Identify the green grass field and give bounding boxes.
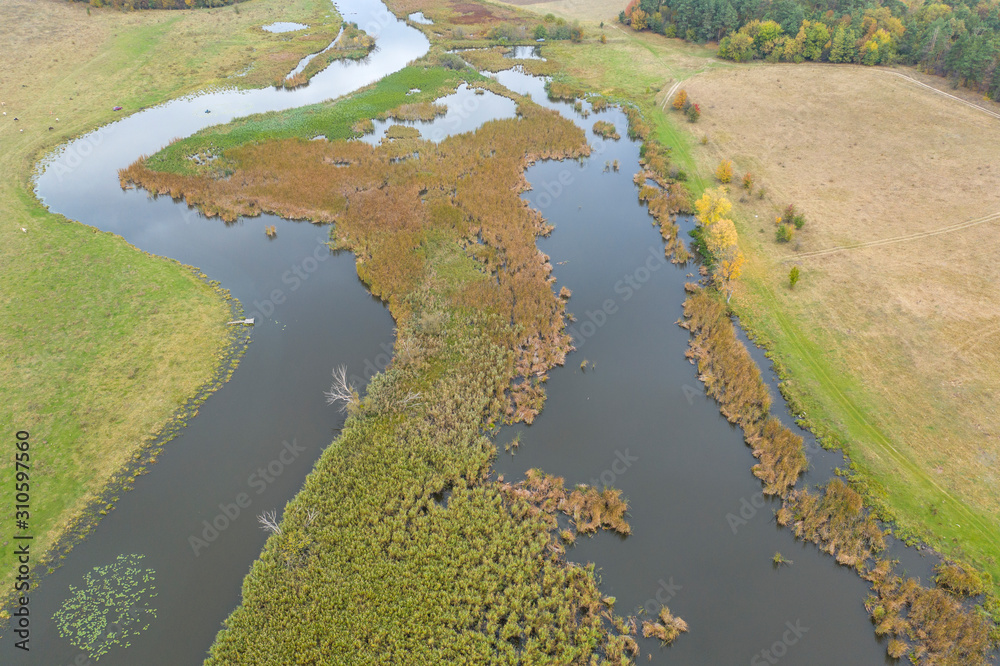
[0,0,349,606]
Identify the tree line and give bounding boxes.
[620,0,1000,100]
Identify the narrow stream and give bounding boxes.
[5,1,949,663]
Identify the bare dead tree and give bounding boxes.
[304,509,319,527]
[324,365,359,413]
[257,510,282,535]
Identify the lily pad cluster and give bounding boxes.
[53,553,157,660]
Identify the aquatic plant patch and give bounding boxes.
[52,554,157,660]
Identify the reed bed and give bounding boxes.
[592,120,620,140]
[546,79,585,102]
[129,67,641,662]
[380,101,448,122]
[679,287,810,496]
[501,469,632,537]
[777,478,886,568]
[457,46,558,77]
[934,561,988,597]
[863,557,995,664]
[641,606,689,646]
[681,284,993,660]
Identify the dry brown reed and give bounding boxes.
[777,478,886,568]
[121,90,590,425]
[679,286,806,496]
[641,606,688,646]
[592,120,620,140]
[501,469,632,537]
[862,556,994,664]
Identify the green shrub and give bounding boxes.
[776,223,795,243]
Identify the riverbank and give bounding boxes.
[502,4,1000,657]
[0,0,353,610]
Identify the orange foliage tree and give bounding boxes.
[672,89,688,110]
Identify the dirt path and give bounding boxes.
[788,210,1000,261]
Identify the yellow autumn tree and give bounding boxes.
[716,245,745,302]
[630,9,648,31]
[695,188,743,301]
[694,187,732,226]
[705,218,738,256]
[672,89,688,110]
[715,160,734,183]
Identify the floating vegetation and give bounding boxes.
[641,605,688,646]
[264,224,276,237]
[52,554,157,660]
[592,120,620,140]
[863,557,995,664]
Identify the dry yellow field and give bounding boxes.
[682,63,1000,571]
[496,0,627,22]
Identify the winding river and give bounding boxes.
[7,0,942,663]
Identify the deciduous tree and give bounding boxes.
[715,159,734,183]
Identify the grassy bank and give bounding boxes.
[0,0,354,607]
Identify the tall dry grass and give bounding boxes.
[863,556,995,664]
[680,286,806,496]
